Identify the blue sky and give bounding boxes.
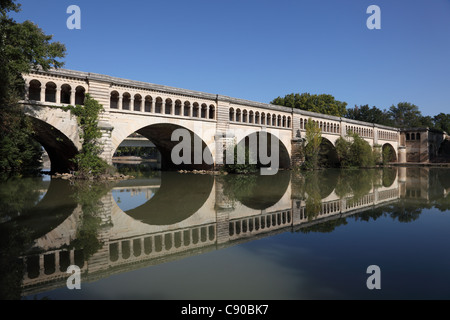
[12,0,450,117]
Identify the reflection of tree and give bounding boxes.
[353,207,386,222]
[218,172,291,210]
[0,174,45,221]
[390,200,423,223]
[0,174,48,299]
[434,195,450,212]
[299,218,348,233]
[290,171,306,200]
[291,169,339,201]
[218,174,258,208]
[437,169,450,190]
[335,169,376,205]
[303,171,323,221]
[382,167,397,187]
[69,180,115,260]
[115,163,158,178]
[0,222,33,300]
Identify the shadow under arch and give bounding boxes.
[124,123,214,171]
[235,132,291,170]
[28,117,79,173]
[1,178,77,240]
[383,143,398,163]
[124,172,214,225]
[318,138,339,167]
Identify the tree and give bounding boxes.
[419,115,434,128]
[433,113,450,133]
[349,133,375,167]
[335,136,352,167]
[345,105,393,127]
[335,133,376,168]
[0,0,66,172]
[271,93,347,117]
[388,102,423,128]
[304,119,322,170]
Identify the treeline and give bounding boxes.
[271,93,450,133]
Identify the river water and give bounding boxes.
[1,165,450,300]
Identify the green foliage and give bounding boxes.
[0,222,31,300]
[382,145,393,165]
[433,113,450,133]
[345,105,393,127]
[0,1,65,107]
[303,119,322,170]
[115,163,158,178]
[304,171,323,220]
[222,143,258,174]
[0,175,43,219]
[335,169,377,205]
[335,136,352,167]
[115,146,158,158]
[218,174,258,208]
[388,102,423,128]
[0,0,65,172]
[0,109,43,172]
[271,93,347,117]
[318,101,450,134]
[349,133,376,167]
[63,94,112,178]
[336,133,376,168]
[382,167,397,187]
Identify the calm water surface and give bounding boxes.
[1,166,450,300]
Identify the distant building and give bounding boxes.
[399,128,450,163]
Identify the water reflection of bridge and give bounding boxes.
[17,167,448,297]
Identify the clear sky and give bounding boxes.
[11,0,450,117]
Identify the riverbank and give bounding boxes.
[52,172,135,181]
[391,162,450,168]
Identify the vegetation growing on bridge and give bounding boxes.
[62,94,114,179]
[0,0,66,173]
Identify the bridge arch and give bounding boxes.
[112,122,215,171]
[304,137,340,167]
[28,117,79,173]
[235,131,291,170]
[382,143,397,163]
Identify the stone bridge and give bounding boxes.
[21,68,403,173]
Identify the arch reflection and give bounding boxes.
[123,172,214,226]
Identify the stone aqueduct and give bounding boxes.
[21,68,402,172]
